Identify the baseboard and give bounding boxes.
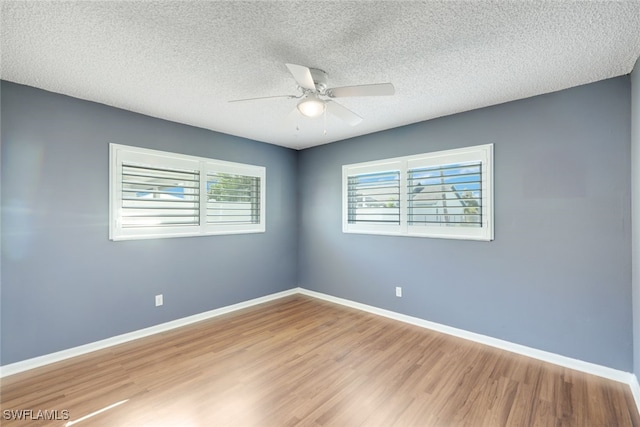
[630,374,640,415]
[297,288,634,385]
[1,285,637,402]
[0,288,298,378]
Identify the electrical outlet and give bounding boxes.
[155,294,163,306]
[395,287,402,297]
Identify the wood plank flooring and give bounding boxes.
[1,295,638,426]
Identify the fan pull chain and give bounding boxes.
[323,108,327,136]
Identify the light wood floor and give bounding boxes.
[1,295,638,426]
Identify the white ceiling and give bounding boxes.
[2,1,640,150]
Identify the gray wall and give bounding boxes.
[632,57,640,378]
[298,77,632,371]
[0,81,298,365]
[1,76,634,372]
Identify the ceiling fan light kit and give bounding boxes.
[229,63,395,127]
[297,94,325,117]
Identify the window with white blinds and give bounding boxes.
[343,144,493,241]
[347,170,400,225]
[207,173,261,227]
[407,162,482,227]
[110,144,265,240]
[121,164,201,228]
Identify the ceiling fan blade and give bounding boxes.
[325,100,362,126]
[285,63,316,91]
[228,94,298,103]
[327,83,395,98]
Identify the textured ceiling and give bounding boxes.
[2,1,640,150]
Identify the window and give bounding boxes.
[347,170,400,225]
[110,144,265,240]
[343,144,493,241]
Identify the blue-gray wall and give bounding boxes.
[1,76,634,372]
[298,77,632,371]
[0,81,298,365]
[632,57,640,378]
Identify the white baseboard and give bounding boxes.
[0,288,298,378]
[2,285,639,417]
[297,288,634,385]
[630,374,640,416]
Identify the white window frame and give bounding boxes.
[342,144,494,241]
[110,143,265,241]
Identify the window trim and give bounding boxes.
[109,143,265,241]
[342,144,494,241]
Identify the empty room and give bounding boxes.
[2,1,640,426]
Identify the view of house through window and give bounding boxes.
[347,170,400,225]
[407,161,482,227]
[343,144,493,241]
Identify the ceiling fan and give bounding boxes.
[229,63,395,126]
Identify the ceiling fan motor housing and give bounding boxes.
[308,68,328,94]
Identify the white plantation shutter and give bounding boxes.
[120,164,200,228]
[407,161,482,227]
[110,144,265,240]
[343,144,493,241]
[347,170,400,225]
[343,160,403,235]
[203,161,265,234]
[207,173,261,225]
